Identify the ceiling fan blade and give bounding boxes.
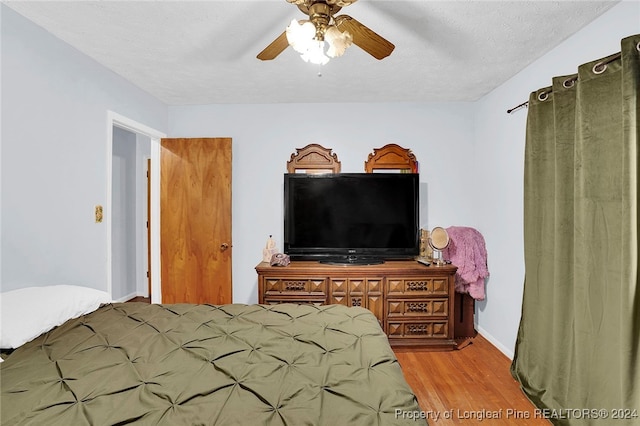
[257,31,289,61]
[335,15,394,60]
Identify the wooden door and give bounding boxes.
[160,138,232,304]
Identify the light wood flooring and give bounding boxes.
[393,335,550,425]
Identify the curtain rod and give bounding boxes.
[507,50,627,115]
[506,101,528,114]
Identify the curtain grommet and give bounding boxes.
[562,78,576,89]
[538,91,549,101]
[593,62,607,74]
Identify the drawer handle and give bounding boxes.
[285,282,306,291]
[407,281,428,291]
[407,302,428,312]
[407,324,429,334]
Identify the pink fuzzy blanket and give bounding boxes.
[442,226,489,300]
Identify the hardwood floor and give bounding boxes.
[393,335,550,425]
[126,296,150,303]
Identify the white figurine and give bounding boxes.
[262,235,279,263]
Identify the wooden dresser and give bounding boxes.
[256,260,457,349]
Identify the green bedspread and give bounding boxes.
[1,303,427,425]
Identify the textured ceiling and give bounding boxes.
[3,0,619,105]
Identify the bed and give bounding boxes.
[1,288,427,425]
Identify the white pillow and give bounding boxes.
[0,285,112,349]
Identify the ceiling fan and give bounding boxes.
[257,0,395,64]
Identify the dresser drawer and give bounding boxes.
[263,297,325,306]
[386,277,448,296]
[263,277,327,295]
[387,298,449,317]
[387,320,449,339]
[329,277,384,325]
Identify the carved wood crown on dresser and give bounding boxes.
[256,260,458,349]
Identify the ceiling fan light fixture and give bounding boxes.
[300,39,330,65]
[286,19,316,54]
[285,19,350,65]
[325,25,352,58]
[286,18,332,65]
[257,0,394,62]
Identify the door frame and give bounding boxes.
[106,111,165,303]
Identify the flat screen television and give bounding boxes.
[284,173,420,264]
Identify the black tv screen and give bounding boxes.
[284,173,420,264]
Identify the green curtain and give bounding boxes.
[512,34,640,425]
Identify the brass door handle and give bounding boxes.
[220,243,230,251]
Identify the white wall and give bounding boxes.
[168,102,478,305]
[1,5,167,292]
[472,0,639,357]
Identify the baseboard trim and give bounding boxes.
[476,324,515,360]
[114,292,139,303]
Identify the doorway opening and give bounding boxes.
[107,111,165,303]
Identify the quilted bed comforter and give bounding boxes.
[1,303,427,425]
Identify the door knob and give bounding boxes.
[220,243,230,251]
